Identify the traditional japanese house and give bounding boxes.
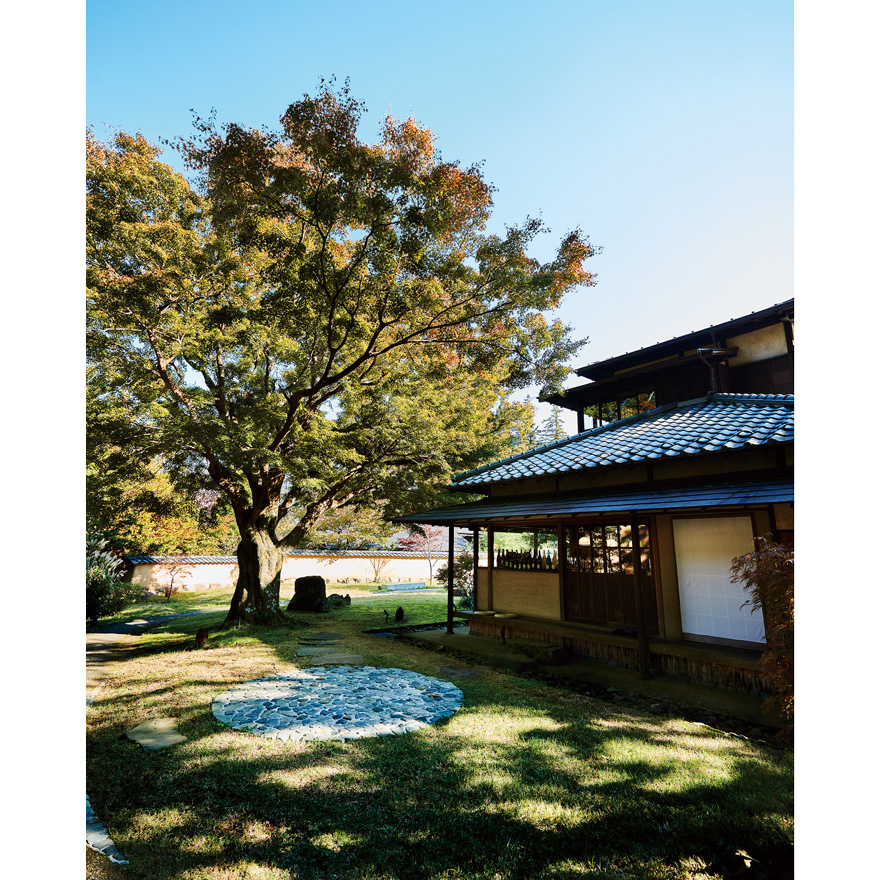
[396,299,793,694]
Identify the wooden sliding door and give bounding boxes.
[563,522,659,632]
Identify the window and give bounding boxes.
[672,516,765,644]
[563,521,658,631]
[482,527,559,571]
[584,390,656,428]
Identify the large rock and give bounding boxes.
[287,575,327,612]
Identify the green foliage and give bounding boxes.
[87,83,598,619]
[303,504,397,550]
[436,548,474,609]
[86,536,142,620]
[730,534,794,727]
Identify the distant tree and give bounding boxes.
[155,556,195,601]
[436,548,474,609]
[531,409,567,446]
[87,82,598,627]
[365,555,393,584]
[398,525,448,584]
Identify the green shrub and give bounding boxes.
[86,537,142,620]
[436,549,474,609]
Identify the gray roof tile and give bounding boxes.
[453,393,793,488]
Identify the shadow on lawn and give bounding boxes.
[87,610,793,878]
[88,668,793,880]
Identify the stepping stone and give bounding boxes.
[126,717,187,751]
[486,653,537,673]
[439,666,483,680]
[305,653,364,666]
[297,646,343,656]
[300,632,343,642]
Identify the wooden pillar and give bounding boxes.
[487,527,494,611]
[446,524,456,634]
[473,526,480,608]
[631,514,651,677]
[557,522,566,621]
[767,504,779,543]
[576,408,585,434]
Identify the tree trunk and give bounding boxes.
[223,530,288,626]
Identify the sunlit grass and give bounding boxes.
[88,591,793,879]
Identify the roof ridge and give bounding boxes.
[710,392,794,405]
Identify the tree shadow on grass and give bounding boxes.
[88,663,793,880]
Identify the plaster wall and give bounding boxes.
[773,503,794,530]
[280,554,437,584]
[726,324,788,366]
[653,508,770,642]
[489,570,561,619]
[476,568,489,610]
[128,562,238,593]
[654,515,683,639]
[127,553,439,593]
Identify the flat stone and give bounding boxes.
[297,646,343,656]
[306,653,364,666]
[439,666,483,680]
[126,717,187,750]
[300,632,343,641]
[486,653,538,673]
[212,667,464,741]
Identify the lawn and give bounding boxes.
[87,590,793,880]
[87,582,443,629]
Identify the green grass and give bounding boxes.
[87,592,793,879]
[89,583,445,629]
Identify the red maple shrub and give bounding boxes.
[730,534,794,732]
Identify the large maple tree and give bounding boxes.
[87,83,598,625]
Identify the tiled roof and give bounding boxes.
[395,478,794,524]
[125,555,238,565]
[453,393,793,488]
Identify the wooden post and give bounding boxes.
[631,514,651,677]
[446,524,456,634]
[576,408,585,434]
[487,527,494,611]
[473,526,480,609]
[557,522,566,621]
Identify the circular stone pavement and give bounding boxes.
[212,666,464,742]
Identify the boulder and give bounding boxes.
[287,575,327,612]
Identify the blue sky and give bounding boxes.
[86,0,793,429]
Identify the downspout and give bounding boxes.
[697,343,737,394]
[697,345,720,393]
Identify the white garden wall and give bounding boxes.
[124,551,442,593]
